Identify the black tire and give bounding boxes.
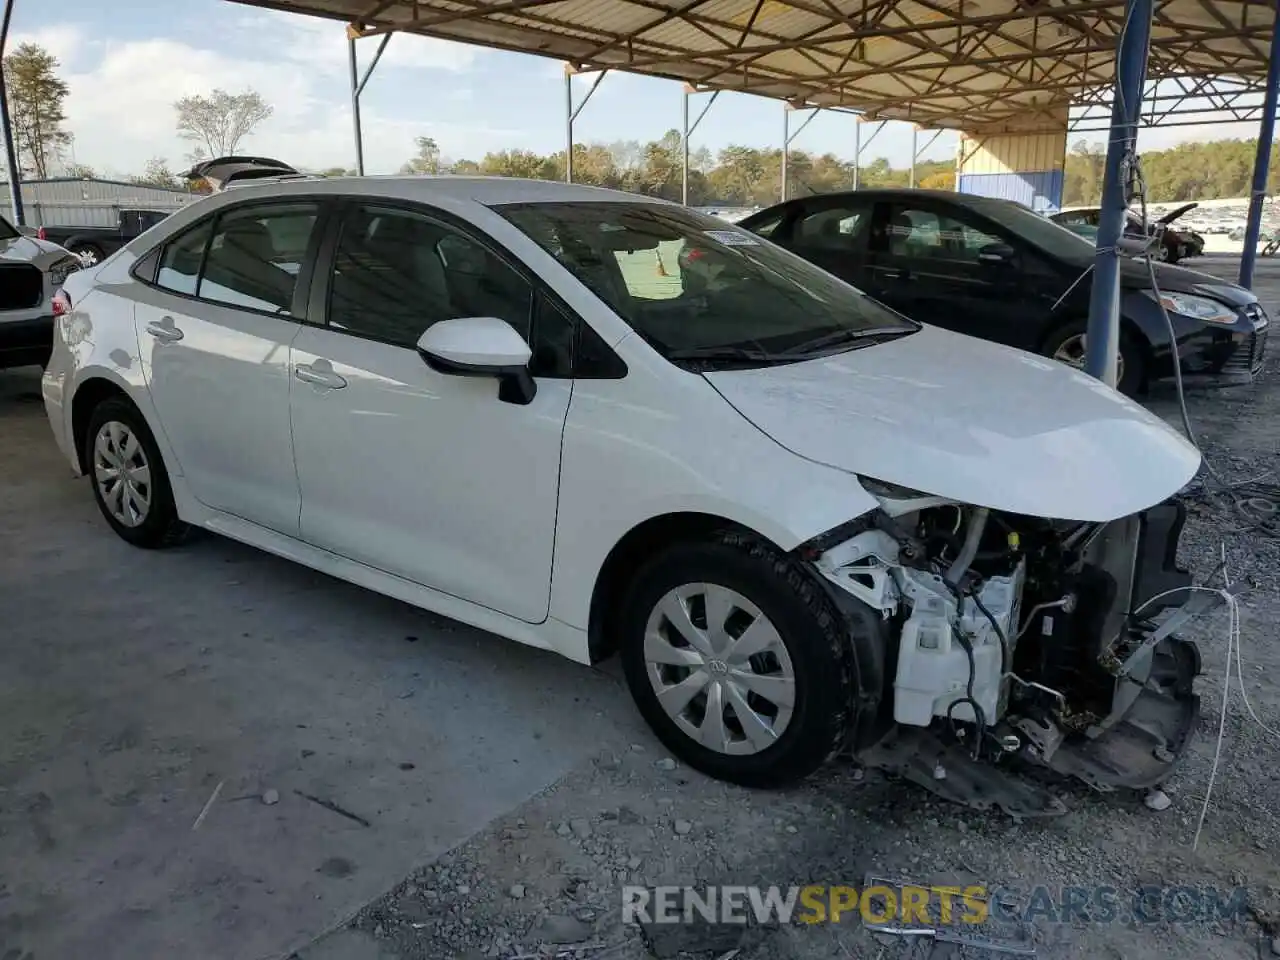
[619,530,856,788]
[84,397,188,548]
[1042,320,1145,397]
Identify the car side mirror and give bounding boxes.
[977,242,1016,266]
[417,317,537,406]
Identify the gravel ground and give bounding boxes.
[301,260,1280,960]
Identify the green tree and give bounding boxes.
[64,162,96,180]
[174,89,273,158]
[401,136,442,175]
[3,43,72,179]
[130,156,181,190]
[919,169,955,191]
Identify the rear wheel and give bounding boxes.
[84,397,188,548]
[619,531,856,787]
[1044,320,1145,396]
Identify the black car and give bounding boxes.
[37,208,172,266]
[734,190,1266,395]
[1051,203,1201,263]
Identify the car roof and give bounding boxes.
[747,188,1031,215]
[205,174,673,208]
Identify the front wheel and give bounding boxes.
[1044,321,1145,396]
[619,532,856,787]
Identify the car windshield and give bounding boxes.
[0,214,17,241]
[969,198,1097,266]
[496,201,917,367]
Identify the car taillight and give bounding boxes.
[51,289,72,317]
[37,226,46,240]
[684,247,705,262]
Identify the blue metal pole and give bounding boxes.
[1238,0,1280,290]
[1084,0,1154,385]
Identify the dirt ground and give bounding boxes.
[306,256,1280,960]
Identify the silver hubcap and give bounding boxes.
[643,583,796,756]
[93,421,151,527]
[1052,333,1124,384]
[77,249,99,266]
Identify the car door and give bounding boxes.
[863,199,1042,348]
[133,199,323,533]
[777,197,873,287]
[288,201,572,624]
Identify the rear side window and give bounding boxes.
[199,202,319,314]
[156,221,213,295]
[745,212,784,238]
[794,205,867,250]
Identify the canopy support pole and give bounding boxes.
[1239,0,1280,289]
[1084,0,1153,386]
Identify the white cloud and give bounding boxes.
[236,10,479,72]
[8,24,89,68]
[11,16,513,177]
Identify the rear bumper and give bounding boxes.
[0,315,54,369]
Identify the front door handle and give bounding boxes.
[294,362,348,390]
[882,268,907,281]
[145,318,184,343]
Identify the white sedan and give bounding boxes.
[43,172,1205,807]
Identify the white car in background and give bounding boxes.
[0,213,80,369]
[42,168,1206,812]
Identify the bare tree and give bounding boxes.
[174,89,273,158]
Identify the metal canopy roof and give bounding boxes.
[230,0,1277,133]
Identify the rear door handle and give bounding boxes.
[294,362,348,390]
[145,318,184,343]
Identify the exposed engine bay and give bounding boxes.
[812,487,1212,816]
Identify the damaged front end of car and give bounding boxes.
[805,483,1212,816]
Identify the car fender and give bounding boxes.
[548,347,880,632]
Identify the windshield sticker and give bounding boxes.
[705,229,759,246]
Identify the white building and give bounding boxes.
[0,178,195,229]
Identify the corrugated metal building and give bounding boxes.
[956,126,1067,213]
[0,178,194,228]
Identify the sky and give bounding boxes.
[9,0,1270,180]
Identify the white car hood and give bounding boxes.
[704,325,1201,522]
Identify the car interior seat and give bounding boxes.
[203,218,294,311]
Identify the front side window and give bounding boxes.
[497,201,915,368]
[327,204,533,348]
[156,220,214,296]
[198,202,319,314]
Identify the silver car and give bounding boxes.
[0,214,81,369]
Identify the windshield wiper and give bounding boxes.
[780,326,917,357]
[666,345,775,360]
[664,345,778,367]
